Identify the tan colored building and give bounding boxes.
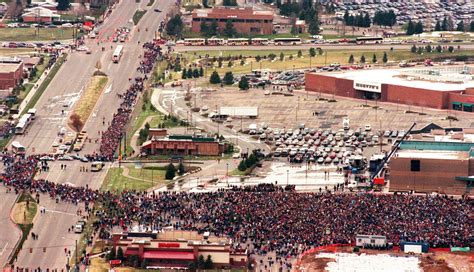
[389,140,474,195]
[191,7,274,35]
[111,230,247,269]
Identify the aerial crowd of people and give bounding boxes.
[1,155,471,261]
[94,41,162,161]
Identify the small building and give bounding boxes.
[191,7,274,35]
[111,230,247,269]
[0,61,24,90]
[141,134,227,156]
[22,7,60,23]
[355,234,387,248]
[149,128,168,138]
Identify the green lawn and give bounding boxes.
[19,55,51,100]
[0,28,75,41]
[133,9,147,25]
[101,167,155,192]
[180,49,474,76]
[127,166,166,183]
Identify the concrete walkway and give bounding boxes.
[129,115,155,157]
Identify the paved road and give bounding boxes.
[174,43,474,52]
[9,0,175,269]
[0,188,21,267]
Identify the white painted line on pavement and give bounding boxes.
[105,84,113,94]
[0,242,8,256]
[45,209,78,217]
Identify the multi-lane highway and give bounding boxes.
[4,0,174,269]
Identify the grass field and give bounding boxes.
[22,54,67,114]
[0,28,75,41]
[72,75,108,123]
[133,9,146,25]
[127,165,166,183]
[101,167,155,192]
[180,49,474,76]
[0,48,35,56]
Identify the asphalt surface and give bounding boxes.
[6,0,175,269]
[174,43,474,52]
[0,188,21,267]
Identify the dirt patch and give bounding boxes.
[11,201,37,225]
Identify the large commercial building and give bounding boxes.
[141,134,228,156]
[111,230,247,268]
[191,7,274,35]
[389,134,474,195]
[305,67,474,112]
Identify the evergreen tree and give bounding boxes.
[202,0,209,8]
[238,76,249,90]
[382,52,388,63]
[165,163,176,180]
[414,21,424,34]
[209,71,221,84]
[199,66,204,77]
[166,15,184,38]
[372,54,377,63]
[411,44,417,53]
[448,46,454,53]
[108,247,116,260]
[279,52,284,61]
[181,70,187,79]
[223,20,237,37]
[417,47,423,54]
[192,68,200,78]
[308,19,320,35]
[363,13,371,27]
[223,71,234,85]
[297,50,302,58]
[456,21,464,32]
[435,21,441,31]
[209,20,218,36]
[442,16,448,31]
[425,45,432,53]
[309,48,316,57]
[406,20,415,35]
[470,21,474,32]
[238,160,247,171]
[436,45,442,53]
[186,68,193,78]
[178,162,185,175]
[197,255,206,269]
[360,55,366,63]
[348,54,354,64]
[255,55,261,62]
[117,247,124,261]
[200,22,209,36]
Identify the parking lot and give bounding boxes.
[196,87,474,142]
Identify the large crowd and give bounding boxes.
[94,41,162,161]
[1,155,472,260]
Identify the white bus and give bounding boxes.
[11,141,25,154]
[207,38,224,46]
[183,38,205,46]
[251,38,269,46]
[15,113,32,135]
[356,36,384,44]
[27,108,37,119]
[226,38,250,46]
[274,38,302,45]
[112,45,124,63]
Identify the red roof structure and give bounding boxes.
[143,251,195,260]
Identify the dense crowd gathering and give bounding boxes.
[0,121,14,138]
[2,154,471,260]
[96,41,162,161]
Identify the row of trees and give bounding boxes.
[165,162,186,180]
[278,0,321,35]
[209,71,249,90]
[343,12,371,28]
[181,67,204,79]
[200,20,238,38]
[348,52,388,64]
[406,20,424,35]
[343,10,396,28]
[410,44,455,54]
[237,153,259,172]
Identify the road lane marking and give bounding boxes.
[0,242,8,256]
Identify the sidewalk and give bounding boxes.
[17,59,54,114]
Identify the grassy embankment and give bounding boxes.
[9,193,37,264]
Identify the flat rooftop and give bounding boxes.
[0,62,21,73]
[396,150,469,160]
[321,67,474,92]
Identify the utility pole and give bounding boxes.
[75,239,78,271]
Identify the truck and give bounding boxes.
[248,123,257,135]
[73,131,87,151]
[343,117,350,130]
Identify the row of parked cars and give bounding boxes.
[1,41,69,49]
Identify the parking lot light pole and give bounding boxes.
[226,163,229,187]
[287,170,289,185]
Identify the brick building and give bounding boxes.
[21,7,60,23]
[141,134,227,156]
[389,140,474,195]
[305,67,474,112]
[191,7,274,35]
[0,61,24,90]
[111,230,247,268]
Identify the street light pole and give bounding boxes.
[287,170,289,185]
[226,163,229,187]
